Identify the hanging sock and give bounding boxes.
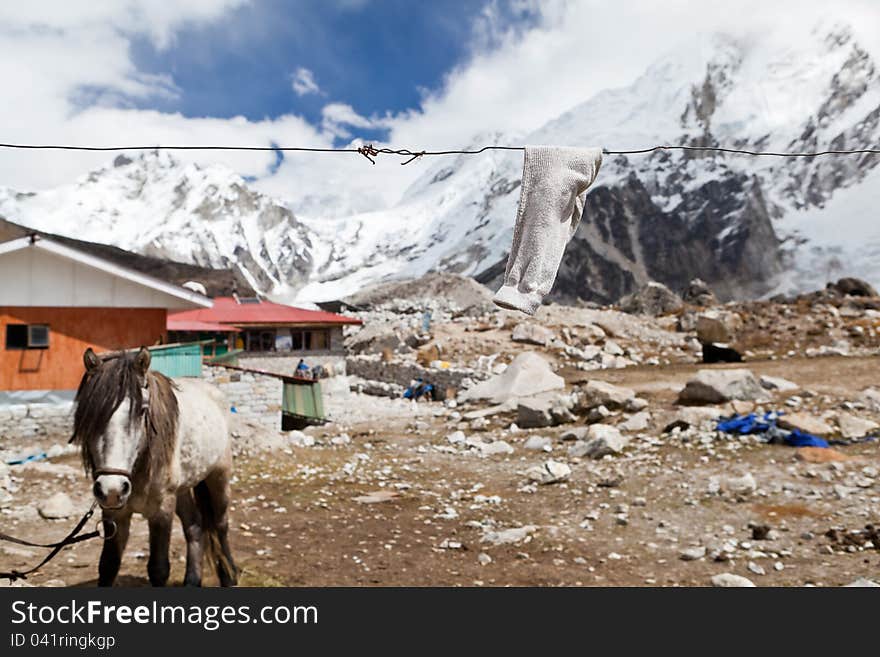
[493,145,603,315]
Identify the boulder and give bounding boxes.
[710,573,756,587]
[511,323,555,346]
[760,375,798,392]
[38,492,76,520]
[525,460,571,484]
[575,380,636,411]
[460,352,564,405]
[516,392,575,428]
[523,435,552,451]
[344,322,414,355]
[777,412,834,437]
[571,424,630,459]
[829,277,878,297]
[834,412,879,439]
[682,279,718,306]
[619,411,651,432]
[479,440,514,456]
[695,310,742,344]
[677,369,765,404]
[619,281,684,316]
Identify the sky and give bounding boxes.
[0,0,877,215]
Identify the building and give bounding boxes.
[0,234,211,399]
[168,295,361,374]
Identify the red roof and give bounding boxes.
[168,296,362,329]
[167,319,241,333]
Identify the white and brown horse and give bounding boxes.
[71,347,237,587]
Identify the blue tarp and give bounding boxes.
[715,411,828,448]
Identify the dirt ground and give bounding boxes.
[2,355,878,587]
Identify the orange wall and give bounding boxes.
[0,307,167,391]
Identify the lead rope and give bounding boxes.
[0,500,109,581]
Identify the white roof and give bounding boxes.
[0,235,212,310]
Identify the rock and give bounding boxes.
[288,431,316,447]
[477,553,493,566]
[525,460,571,484]
[587,405,612,423]
[795,447,850,463]
[330,433,352,445]
[682,278,718,306]
[777,412,834,437]
[858,387,880,411]
[516,392,575,428]
[38,492,76,520]
[523,436,552,451]
[680,546,706,561]
[479,440,514,456]
[723,472,757,496]
[760,375,799,392]
[603,340,624,356]
[619,411,650,432]
[447,430,467,445]
[511,323,555,346]
[481,525,538,546]
[344,322,414,355]
[747,562,766,576]
[677,369,765,404]
[844,577,880,587]
[702,342,743,363]
[559,426,589,441]
[353,490,400,504]
[829,277,878,297]
[625,397,648,412]
[696,310,742,344]
[711,573,756,587]
[834,412,879,439]
[619,281,684,316]
[576,380,636,411]
[580,424,630,459]
[460,352,564,404]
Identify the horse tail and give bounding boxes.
[193,479,237,586]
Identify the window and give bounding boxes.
[5,324,49,350]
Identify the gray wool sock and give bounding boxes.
[493,145,603,315]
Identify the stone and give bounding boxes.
[760,375,799,392]
[330,433,352,445]
[580,424,630,459]
[288,431,316,447]
[844,577,880,587]
[696,310,742,344]
[481,525,538,546]
[576,380,636,411]
[38,492,76,520]
[477,553,493,566]
[834,412,879,439]
[619,281,684,316]
[603,340,624,356]
[723,472,757,495]
[777,412,834,437]
[619,411,650,432]
[516,392,575,429]
[747,562,766,576]
[479,440,514,456]
[587,405,612,423]
[682,278,718,306]
[710,573,756,587]
[680,546,706,561]
[560,427,589,441]
[523,436,552,451]
[447,430,467,445]
[353,490,400,504]
[525,460,571,484]
[625,397,649,412]
[460,352,564,404]
[677,369,765,404]
[829,277,878,297]
[344,322,414,355]
[511,323,555,346]
[795,447,850,463]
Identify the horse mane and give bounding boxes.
[71,352,179,477]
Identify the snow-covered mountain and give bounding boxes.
[0,151,314,298]
[1,23,878,305]
[299,24,880,303]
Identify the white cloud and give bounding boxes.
[291,67,322,97]
[0,0,877,218]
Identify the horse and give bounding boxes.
[71,347,237,587]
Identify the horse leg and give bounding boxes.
[146,496,175,587]
[97,510,131,587]
[175,490,204,587]
[204,469,238,586]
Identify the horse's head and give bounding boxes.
[72,347,155,509]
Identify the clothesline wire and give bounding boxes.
[0,142,877,165]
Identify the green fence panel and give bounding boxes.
[148,342,204,378]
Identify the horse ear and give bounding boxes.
[83,348,101,371]
[134,347,151,375]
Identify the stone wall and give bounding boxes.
[202,366,282,430]
[0,401,73,442]
[345,355,487,396]
[237,353,346,378]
